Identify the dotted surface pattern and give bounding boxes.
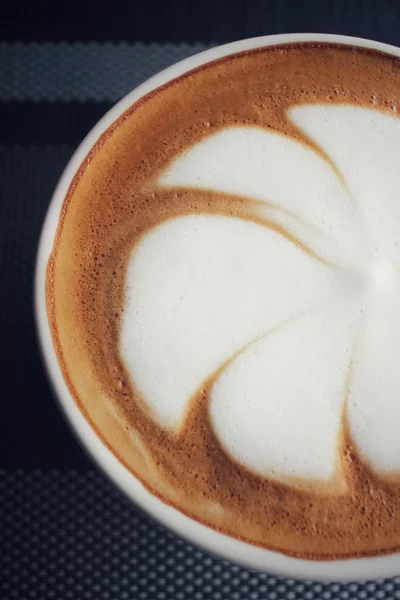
[0,145,92,469]
[0,42,212,101]
[1,43,400,598]
[3,470,400,600]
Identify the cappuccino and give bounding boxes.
[47,43,400,559]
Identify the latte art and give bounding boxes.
[130,105,400,480]
[48,44,400,558]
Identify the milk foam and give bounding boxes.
[210,300,357,481]
[121,215,336,428]
[160,126,364,268]
[120,105,400,483]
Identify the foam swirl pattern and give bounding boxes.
[122,106,400,483]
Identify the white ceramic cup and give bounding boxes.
[35,33,400,581]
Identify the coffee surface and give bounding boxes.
[47,43,400,558]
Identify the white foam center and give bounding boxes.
[120,105,400,484]
[369,259,398,293]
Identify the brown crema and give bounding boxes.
[47,43,400,559]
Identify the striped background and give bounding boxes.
[2,26,400,600]
[2,0,400,45]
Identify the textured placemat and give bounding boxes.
[2,470,400,600]
[0,42,213,101]
[1,41,400,599]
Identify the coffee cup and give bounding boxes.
[35,33,400,581]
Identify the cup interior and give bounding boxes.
[35,33,400,581]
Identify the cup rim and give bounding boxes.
[35,32,400,582]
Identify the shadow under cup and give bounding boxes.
[35,33,400,581]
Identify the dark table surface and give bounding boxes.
[2,1,400,598]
